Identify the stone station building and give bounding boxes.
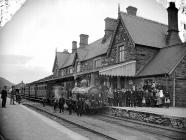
[37,3,186,107]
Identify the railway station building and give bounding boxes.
[36,3,186,107]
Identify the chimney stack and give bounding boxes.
[63,49,69,54]
[79,34,89,48]
[72,41,77,53]
[166,2,181,46]
[126,6,137,16]
[104,17,117,37]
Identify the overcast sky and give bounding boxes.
[0,0,184,84]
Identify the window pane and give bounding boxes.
[95,59,101,68]
[119,45,125,62]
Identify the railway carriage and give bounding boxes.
[36,84,47,99]
[24,79,107,113]
[24,85,30,98]
[29,85,36,98]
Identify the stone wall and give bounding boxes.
[175,79,186,107]
[173,54,186,107]
[135,45,159,73]
[105,107,186,130]
[174,55,186,78]
[108,22,135,66]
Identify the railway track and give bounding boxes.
[94,114,186,140]
[24,104,117,140]
[23,101,186,140]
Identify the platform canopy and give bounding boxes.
[99,61,136,77]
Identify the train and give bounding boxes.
[22,79,107,113]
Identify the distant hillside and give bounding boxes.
[0,77,14,90]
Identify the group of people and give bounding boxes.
[107,81,171,108]
[10,86,21,105]
[1,86,22,108]
[47,96,84,117]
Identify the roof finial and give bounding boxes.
[118,3,120,18]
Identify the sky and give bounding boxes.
[0,0,185,84]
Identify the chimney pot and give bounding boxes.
[63,49,69,54]
[72,41,77,53]
[79,34,89,48]
[126,6,137,16]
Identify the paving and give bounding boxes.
[0,99,89,140]
[1,98,184,140]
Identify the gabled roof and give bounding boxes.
[59,35,113,69]
[81,36,112,61]
[62,52,76,68]
[77,48,88,61]
[56,52,69,68]
[120,12,168,48]
[138,43,186,77]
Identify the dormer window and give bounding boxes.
[184,24,186,30]
[119,45,126,62]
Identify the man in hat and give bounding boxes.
[1,86,8,108]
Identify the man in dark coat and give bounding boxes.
[59,96,65,113]
[76,98,84,116]
[10,86,15,105]
[68,97,73,115]
[1,86,8,108]
[53,99,58,112]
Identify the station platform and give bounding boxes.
[0,99,88,140]
[105,106,186,130]
[1,100,173,140]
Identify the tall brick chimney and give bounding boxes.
[166,2,181,46]
[126,6,137,16]
[72,41,77,53]
[79,34,89,48]
[104,17,117,38]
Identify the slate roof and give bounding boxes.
[58,35,112,70]
[56,52,69,68]
[120,12,168,48]
[30,75,54,84]
[62,53,76,68]
[81,36,112,61]
[138,43,186,77]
